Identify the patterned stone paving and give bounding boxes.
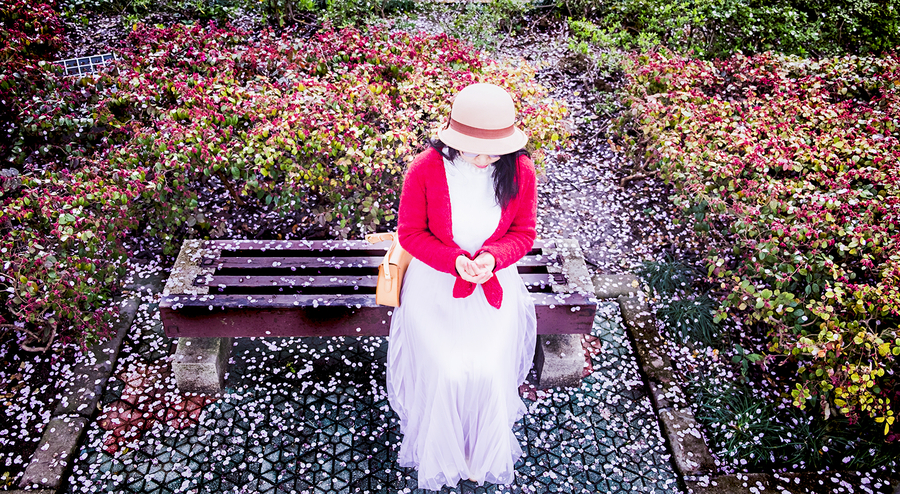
[65,300,681,493]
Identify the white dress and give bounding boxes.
[386,156,537,490]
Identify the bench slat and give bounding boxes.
[202,238,551,251]
[210,239,386,251]
[207,256,383,269]
[202,254,553,270]
[160,292,595,338]
[196,273,562,289]
[516,256,558,268]
[203,274,379,288]
[162,291,592,309]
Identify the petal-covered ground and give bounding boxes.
[0,337,75,488]
[66,297,679,494]
[97,359,216,455]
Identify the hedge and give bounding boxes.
[620,51,900,438]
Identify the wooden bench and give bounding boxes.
[160,238,597,393]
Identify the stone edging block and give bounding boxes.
[659,409,716,475]
[19,287,149,490]
[616,295,674,385]
[648,381,688,411]
[18,416,88,490]
[687,472,900,493]
[601,285,717,479]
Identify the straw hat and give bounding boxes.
[437,83,528,156]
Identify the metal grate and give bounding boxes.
[54,53,116,76]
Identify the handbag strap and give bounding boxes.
[365,232,395,244]
[366,232,398,280]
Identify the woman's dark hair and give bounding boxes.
[430,139,529,209]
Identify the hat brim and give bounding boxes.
[437,125,529,156]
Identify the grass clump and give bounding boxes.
[636,256,697,297]
[636,257,723,346]
[690,380,900,471]
[656,295,721,347]
[693,385,784,464]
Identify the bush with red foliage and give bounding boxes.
[1,21,569,350]
[620,50,900,437]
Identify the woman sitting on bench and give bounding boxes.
[386,83,538,490]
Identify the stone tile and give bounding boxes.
[592,274,642,299]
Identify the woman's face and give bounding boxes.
[458,151,501,169]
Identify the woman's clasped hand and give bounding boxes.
[455,252,496,284]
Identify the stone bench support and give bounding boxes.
[172,337,232,394]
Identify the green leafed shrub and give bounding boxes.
[59,0,249,23]
[443,0,530,52]
[564,0,900,59]
[261,0,318,27]
[263,0,414,29]
[619,50,900,438]
[322,0,414,27]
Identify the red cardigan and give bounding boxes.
[397,147,537,309]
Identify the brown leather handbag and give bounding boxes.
[365,232,412,307]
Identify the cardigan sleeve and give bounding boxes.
[397,155,468,276]
[477,155,538,271]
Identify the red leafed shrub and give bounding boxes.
[0,0,68,165]
[620,51,900,436]
[1,21,569,349]
[1,163,144,349]
[0,1,131,349]
[109,22,567,245]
